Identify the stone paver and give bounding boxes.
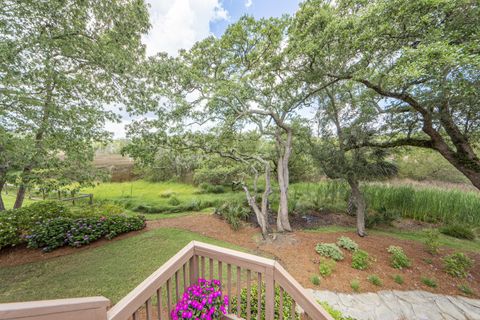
[308,289,480,320]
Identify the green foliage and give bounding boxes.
[393,275,404,285]
[443,253,474,278]
[315,243,344,261]
[351,250,371,270]
[350,279,360,293]
[421,277,437,288]
[231,284,300,320]
[367,275,382,287]
[319,301,356,320]
[337,236,359,252]
[458,284,473,296]
[365,207,399,228]
[310,275,321,286]
[319,258,336,277]
[214,202,250,231]
[387,246,411,269]
[440,225,476,240]
[26,215,146,252]
[424,229,441,255]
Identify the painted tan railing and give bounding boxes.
[0,241,333,320]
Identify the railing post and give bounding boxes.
[264,266,275,320]
[189,254,199,285]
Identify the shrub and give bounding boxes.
[458,284,473,296]
[214,202,250,231]
[231,283,299,320]
[337,236,359,252]
[443,253,474,278]
[199,183,225,194]
[319,258,336,277]
[387,246,411,269]
[424,229,440,255]
[26,215,146,252]
[167,196,181,206]
[310,275,321,286]
[0,215,20,249]
[351,250,371,270]
[350,279,360,293]
[440,225,475,240]
[365,207,399,228]
[393,274,404,285]
[319,301,356,320]
[421,277,437,288]
[171,279,227,320]
[315,243,344,261]
[367,275,382,286]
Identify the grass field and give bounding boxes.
[0,228,244,304]
[82,181,244,214]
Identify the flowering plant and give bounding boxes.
[172,279,228,320]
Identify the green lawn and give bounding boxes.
[0,227,245,304]
[1,192,33,210]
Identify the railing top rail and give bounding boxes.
[0,297,110,319]
[192,241,276,272]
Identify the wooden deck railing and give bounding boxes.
[0,241,333,320]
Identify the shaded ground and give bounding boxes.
[2,213,478,298]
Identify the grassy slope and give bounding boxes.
[0,227,243,304]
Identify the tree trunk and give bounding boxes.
[276,130,293,232]
[0,177,6,211]
[13,184,27,209]
[347,177,366,237]
[242,162,272,238]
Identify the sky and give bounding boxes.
[106,0,302,138]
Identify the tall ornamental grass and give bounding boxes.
[291,181,480,226]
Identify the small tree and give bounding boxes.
[311,84,397,236]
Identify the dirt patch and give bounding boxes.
[1,213,479,297]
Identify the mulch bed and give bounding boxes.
[1,213,479,298]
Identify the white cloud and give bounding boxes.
[245,0,253,8]
[143,0,229,57]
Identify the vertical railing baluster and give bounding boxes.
[218,261,223,289]
[166,278,172,317]
[209,258,214,279]
[132,310,139,320]
[257,273,262,320]
[189,256,195,285]
[183,264,187,291]
[227,264,232,313]
[146,298,153,320]
[175,271,180,301]
[279,287,284,320]
[201,256,206,278]
[156,287,162,320]
[246,270,251,320]
[236,266,241,317]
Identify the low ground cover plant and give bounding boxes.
[337,236,359,252]
[319,301,356,320]
[387,246,411,269]
[315,243,344,261]
[421,277,437,288]
[26,214,146,252]
[458,284,473,296]
[350,279,360,293]
[443,253,474,278]
[367,275,382,286]
[171,279,228,320]
[351,250,371,270]
[393,275,404,285]
[319,258,336,277]
[310,275,320,286]
[424,229,440,255]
